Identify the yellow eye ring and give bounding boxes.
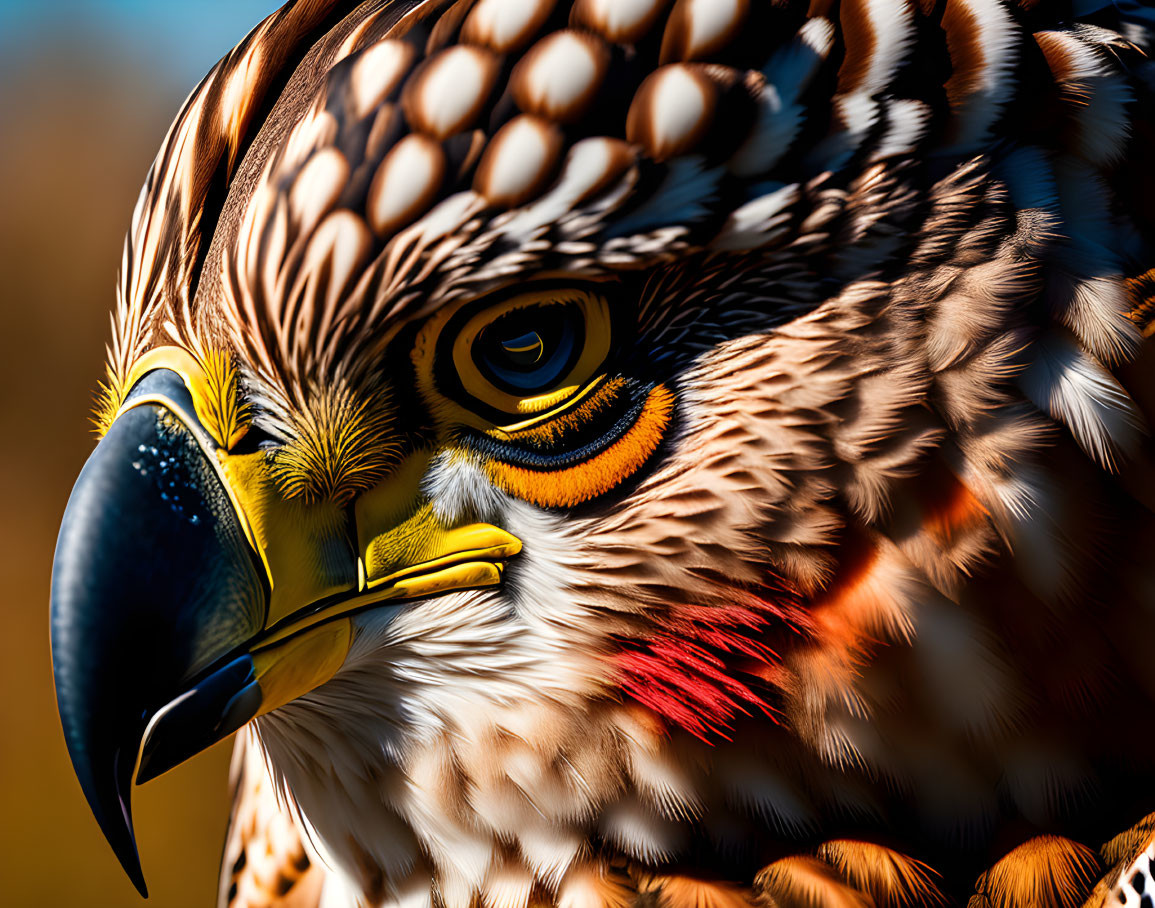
[450,288,612,416]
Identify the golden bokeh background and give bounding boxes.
[0,4,278,905]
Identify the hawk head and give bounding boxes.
[50,0,1155,904]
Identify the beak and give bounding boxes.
[50,362,521,897]
[50,389,266,896]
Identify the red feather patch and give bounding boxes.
[613,577,812,741]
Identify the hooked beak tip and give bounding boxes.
[74,742,148,898]
[117,830,149,899]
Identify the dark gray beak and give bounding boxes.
[50,376,268,897]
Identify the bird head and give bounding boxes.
[49,0,1155,901]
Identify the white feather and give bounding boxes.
[852,0,915,96]
[1019,331,1142,469]
[946,0,1019,151]
[1052,158,1141,362]
[869,98,930,162]
[1039,28,1132,164]
[598,796,686,863]
[808,92,880,172]
[711,182,799,251]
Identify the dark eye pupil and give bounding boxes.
[476,305,581,393]
[499,331,545,366]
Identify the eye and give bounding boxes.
[423,285,675,509]
[474,305,582,393]
[446,288,613,419]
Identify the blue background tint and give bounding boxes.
[0,1,282,84]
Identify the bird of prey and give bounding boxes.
[49,0,1155,905]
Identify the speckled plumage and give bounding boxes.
[88,0,1155,905]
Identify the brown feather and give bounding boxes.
[219,732,323,908]
[970,837,1101,908]
[757,856,874,908]
[817,840,944,906]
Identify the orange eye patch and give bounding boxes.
[482,383,674,508]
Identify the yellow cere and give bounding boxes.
[219,450,356,628]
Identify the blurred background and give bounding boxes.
[0,2,281,905]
